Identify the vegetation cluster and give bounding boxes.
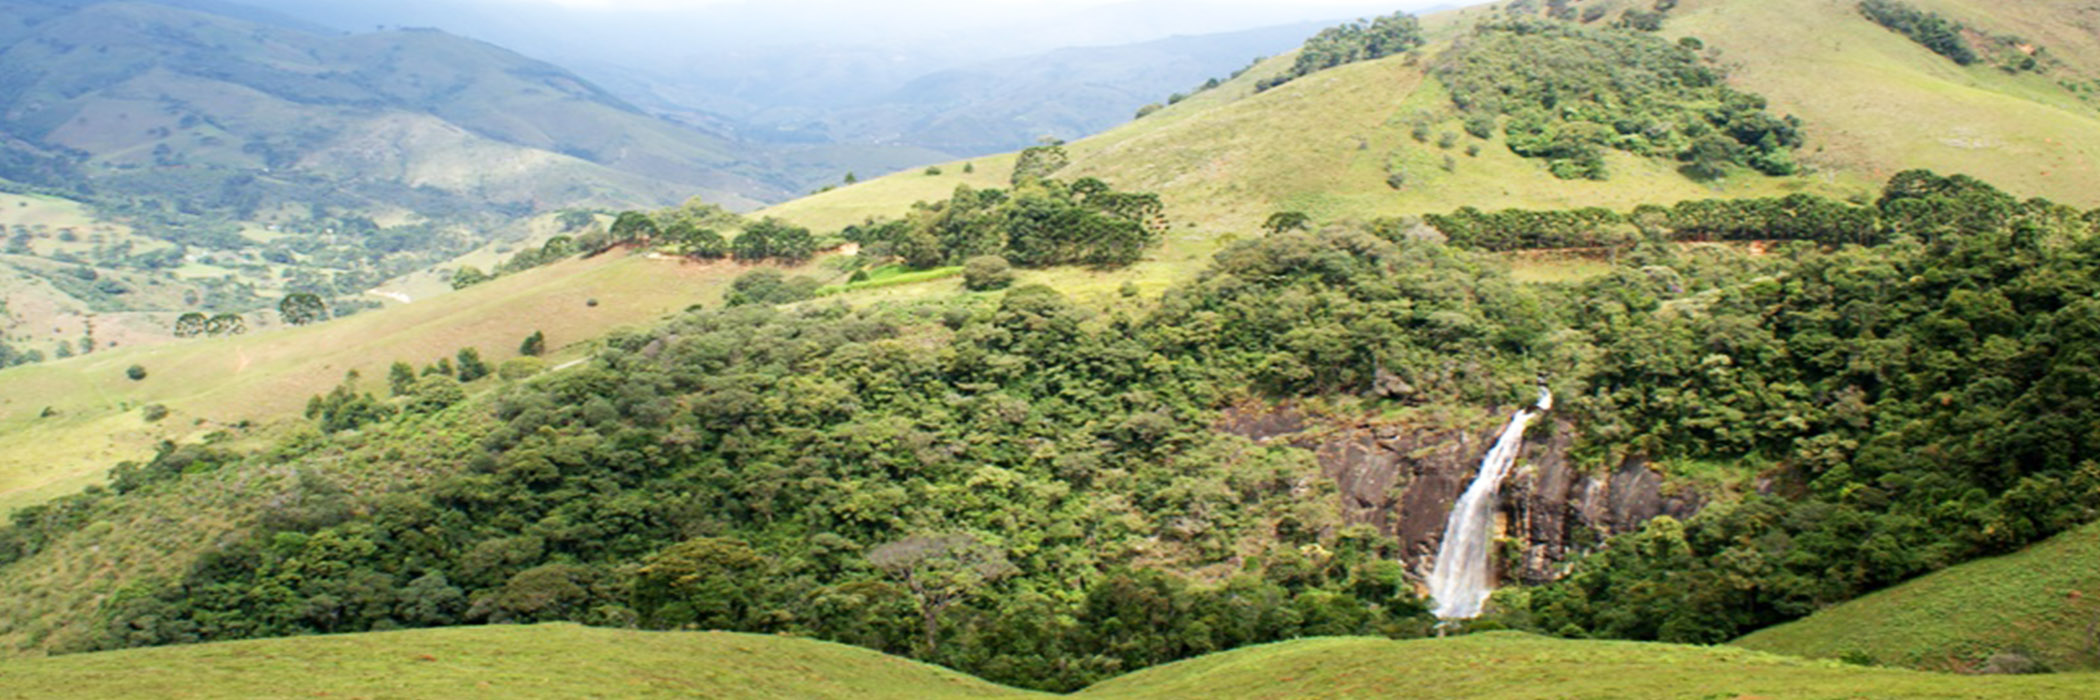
[1255,12,1426,93]
[1435,19,1803,180]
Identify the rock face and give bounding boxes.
[1220,404,1702,587]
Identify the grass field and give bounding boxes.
[0,624,1034,699]
[6,625,2099,699]
[1734,521,2100,673]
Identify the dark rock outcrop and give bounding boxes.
[1219,404,1704,588]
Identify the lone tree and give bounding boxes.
[204,313,246,336]
[609,211,660,246]
[867,533,1017,655]
[1263,211,1312,234]
[519,330,546,357]
[172,312,208,338]
[455,347,490,382]
[279,293,325,326]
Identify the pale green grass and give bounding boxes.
[0,624,1035,699]
[7,626,2095,698]
[1082,632,2100,698]
[1664,0,2100,206]
[1735,521,2100,673]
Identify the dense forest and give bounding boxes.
[1436,18,1803,180]
[3,171,2098,690]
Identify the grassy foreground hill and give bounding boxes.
[5,625,2098,699]
[1734,520,2100,673]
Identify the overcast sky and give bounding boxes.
[243,0,1466,56]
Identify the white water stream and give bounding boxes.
[1426,388,1551,620]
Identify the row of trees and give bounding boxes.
[1256,12,1426,92]
[1421,191,1890,251]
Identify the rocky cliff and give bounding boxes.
[1220,404,1703,588]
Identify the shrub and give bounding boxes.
[963,255,1016,291]
[125,365,146,381]
[498,357,546,382]
[140,404,169,422]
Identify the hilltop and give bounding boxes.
[766,0,2100,243]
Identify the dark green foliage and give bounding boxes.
[455,348,490,382]
[172,312,208,338]
[1256,13,1425,92]
[1263,211,1311,234]
[1437,20,1802,180]
[1523,174,2100,644]
[388,361,417,397]
[496,236,578,275]
[731,218,818,263]
[961,255,1015,291]
[450,266,490,290]
[608,211,660,246]
[725,268,821,306]
[204,313,245,336]
[125,364,147,381]
[407,375,464,412]
[278,293,326,326]
[305,381,393,433]
[1425,194,1882,251]
[519,331,546,357]
[855,179,1165,270]
[1010,144,1071,184]
[1859,0,1977,65]
[141,404,169,422]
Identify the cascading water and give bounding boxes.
[1425,388,1552,620]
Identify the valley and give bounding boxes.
[2,0,2099,696]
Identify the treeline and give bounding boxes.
[1859,0,1976,65]
[1422,191,1887,251]
[843,177,1166,269]
[1436,19,1802,180]
[1256,12,1425,92]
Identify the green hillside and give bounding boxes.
[0,248,822,513]
[6,625,2097,699]
[1734,520,2100,673]
[0,624,1033,699]
[1085,632,2099,699]
[766,0,2100,243]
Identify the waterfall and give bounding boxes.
[1425,388,1551,620]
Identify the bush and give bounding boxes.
[498,357,546,381]
[140,404,169,422]
[125,365,146,381]
[962,255,1016,291]
[407,375,465,412]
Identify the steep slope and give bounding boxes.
[1733,520,2100,673]
[0,0,784,212]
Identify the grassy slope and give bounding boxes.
[1665,0,2100,206]
[0,624,1034,699]
[1083,632,2099,698]
[7,626,2098,699]
[0,249,824,513]
[1734,521,2100,672]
